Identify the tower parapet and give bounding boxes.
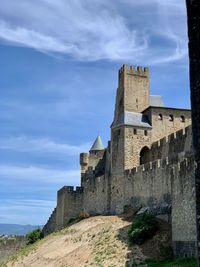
[119,64,149,77]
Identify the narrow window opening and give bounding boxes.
[144,130,148,136]
[180,115,185,122]
[134,129,137,135]
[169,114,174,121]
[140,146,150,165]
[158,114,163,120]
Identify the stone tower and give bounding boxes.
[111,65,151,174]
[80,135,105,182]
[114,64,149,119]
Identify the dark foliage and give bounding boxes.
[128,213,159,245]
[26,228,43,245]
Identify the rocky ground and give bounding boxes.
[4,215,171,267]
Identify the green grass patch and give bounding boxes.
[146,258,197,267]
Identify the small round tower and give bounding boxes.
[89,135,104,154]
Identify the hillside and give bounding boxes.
[4,215,172,267]
[0,224,41,236]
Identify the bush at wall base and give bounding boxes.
[128,213,159,245]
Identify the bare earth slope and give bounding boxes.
[6,215,171,267]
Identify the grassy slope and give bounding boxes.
[1,216,197,267]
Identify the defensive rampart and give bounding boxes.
[43,126,196,256]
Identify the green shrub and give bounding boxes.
[67,217,82,226]
[26,229,43,245]
[128,213,159,245]
[68,218,77,224]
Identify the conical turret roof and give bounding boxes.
[90,135,104,151]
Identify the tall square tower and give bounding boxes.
[111,65,151,174]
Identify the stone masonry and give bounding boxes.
[43,65,196,257]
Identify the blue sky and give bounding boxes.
[0,0,190,225]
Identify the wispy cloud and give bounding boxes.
[0,0,188,64]
[0,136,90,156]
[0,164,80,184]
[0,199,56,225]
[1,199,55,210]
[0,21,71,53]
[0,165,80,224]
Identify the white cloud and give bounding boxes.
[1,199,55,210]
[0,164,80,184]
[0,0,188,64]
[0,136,90,155]
[0,20,73,53]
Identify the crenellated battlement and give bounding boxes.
[125,154,195,176]
[144,125,192,164]
[119,64,149,77]
[151,125,190,149]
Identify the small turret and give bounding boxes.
[90,135,104,153]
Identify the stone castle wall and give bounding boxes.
[110,158,173,215]
[143,107,191,143]
[48,186,83,233]
[81,173,110,215]
[42,207,57,236]
[111,151,196,256]
[171,156,197,257]
[43,125,195,252]
[149,125,192,161]
[109,124,193,214]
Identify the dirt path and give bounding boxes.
[6,216,148,267]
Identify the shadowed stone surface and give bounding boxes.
[186,0,200,262]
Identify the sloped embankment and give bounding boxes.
[5,215,171,267]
